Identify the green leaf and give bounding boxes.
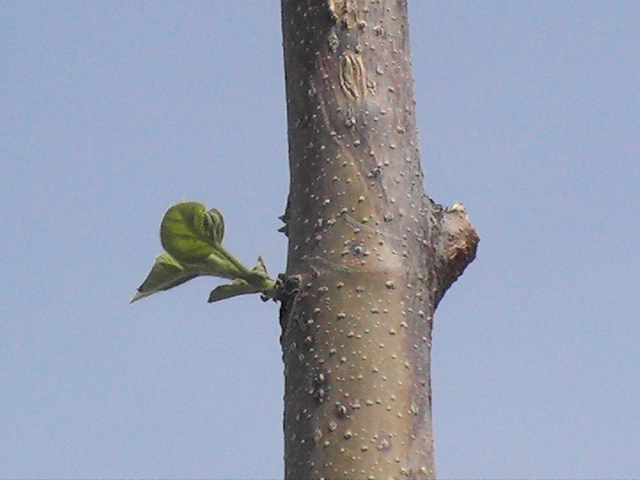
[202,206,225,245]
[207,258,279,303]
[208,279,263,303]
[130,253,202,303]
[159,202,242,279]
[160,202,225,264]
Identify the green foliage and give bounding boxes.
[131,202,277,304]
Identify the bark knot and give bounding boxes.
[433,203,479,306]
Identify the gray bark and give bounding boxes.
[279,1,478,478]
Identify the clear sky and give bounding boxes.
[1,1,638,478]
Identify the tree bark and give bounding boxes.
[279,1,478,479]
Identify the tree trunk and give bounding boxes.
[279,1,478,478]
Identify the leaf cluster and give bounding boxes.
[131,202,277,304]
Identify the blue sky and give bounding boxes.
[1,1,638,478]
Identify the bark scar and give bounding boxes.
[327,0,358,29]
[339,50,367,102]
